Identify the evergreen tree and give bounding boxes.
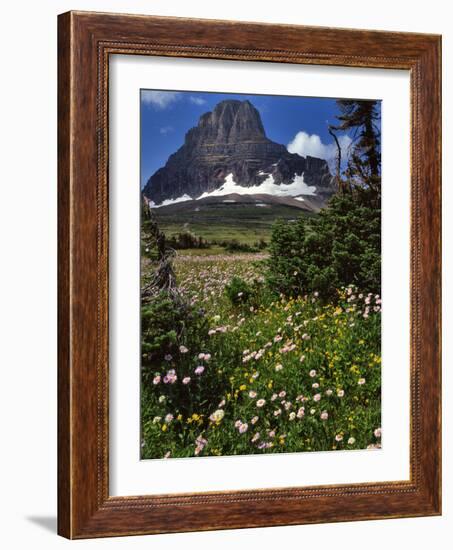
[267,193,381,299]
[329,100,381,204]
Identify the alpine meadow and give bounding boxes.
[140,91,382,460]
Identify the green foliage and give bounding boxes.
[167,231,209,250]
[225,276,254,305]
[141,292,210,368]
[141,291,230,425]
[267,193,380,298]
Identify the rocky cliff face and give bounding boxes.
[143,99,335,205]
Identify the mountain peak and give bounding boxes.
[190,99,266,146]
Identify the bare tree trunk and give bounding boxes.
[328,126,343,193]
[141,199,182,303]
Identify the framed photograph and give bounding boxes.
[58,11,441,538]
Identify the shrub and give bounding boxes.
[267,193,380,299]
[224,239,259,253]
[224,276,254,306]
[141,291,233,435]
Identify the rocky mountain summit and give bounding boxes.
[143,99,335,206]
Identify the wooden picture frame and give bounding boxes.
[58,10,441,539]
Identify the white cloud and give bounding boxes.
[141,91,181,109]
[287,131,352,161]
[189,96,207,106]
[159,125,174,135]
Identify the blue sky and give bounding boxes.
[140,90,380,188]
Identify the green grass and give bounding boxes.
[153,203,313,245]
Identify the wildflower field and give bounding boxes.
[141,244,382,459]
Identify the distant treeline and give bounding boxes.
[216,238,267,253]
[166,231,268,252]
[166,232,210,249]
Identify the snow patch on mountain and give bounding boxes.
[199,173,316,199]
[149,194,192,208]
[150,173,316,208]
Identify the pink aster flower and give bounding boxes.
[179,345,189,353]
[374,427,382,438]
[313,393,321,402]
[251,416,259,424]
[164,354,173,361]
[238,423,249,434]
[309,369,317,378]
[164,369,177,384]
[256,399,266,408]
[249,391,257,398]
[194,435,208,455]
[320,410,329,420]
[337,389,345,397]
[335,434,343,442]
[279,390,286,398]
[152,375,161,385]
[182,376,191,385]
[358,378,366,385]
[194,366,205,375]
[251,432,260,442]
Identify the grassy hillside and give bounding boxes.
[153,201,314,245]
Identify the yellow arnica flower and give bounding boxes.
[239,384,247,391]
[161,424,167,432]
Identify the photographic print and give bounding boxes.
[140,90,382,460]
